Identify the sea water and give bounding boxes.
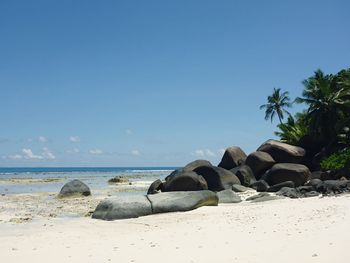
[0,167,176,195]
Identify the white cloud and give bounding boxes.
[131,150,140,156]
[22,148,44,160]
[4,148,56,161]
[89,149,103,155]
[38,136,48,143]
[193,149,217,158]
[7,154,23,160]
[69,136,80,143]
[42,147,56,160]
[126,129,133,135]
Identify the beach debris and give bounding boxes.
[58,179,91,198]
[108,176,129,184]
[218,146,247,170]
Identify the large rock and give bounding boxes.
[193,165,241,191]
[245,151,276,178]
[315,180,350,194]
[230,165,256,186]
[257,140,306,164]
[165,160,213,181]
[183,160,213,171]
[58,179,91,198]
[163,171,208,192]
[232,184,251,192]
[218,146,247,170]
[147,191,218,214]
[265,163,311,187]
[92,196,152,220]
[147,179,164,194]
[217,189,242,203]
[250,180,269,192]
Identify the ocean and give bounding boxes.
[0,167,177,195]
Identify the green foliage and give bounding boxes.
[274,115,308,145]
[320,148,350,171]
[260,88,292,124]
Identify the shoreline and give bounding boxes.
[1,195,350,262]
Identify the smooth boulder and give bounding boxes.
[92,195,152,220]
[217,189,242,203]
[257,140,305,164]
[194,165,241,191]
[250,180,269,192]
[148,190,218,213]
[230,165,256,186]
[245,151,276,179]
[163,171,208,192]
[265,163,311,187]
[183,160,213,171]
[147,179,164,194]
[59,179,91,198]
[218,146,247,170]
[232,184,251,192]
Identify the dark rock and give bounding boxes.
[267,181,295,192]
[232,184,251,192]
[296,186,313,193]
[193,165,241,191]
[183,160,213,171]
[163,171,208,192]
[218,146,247,170]
[217,189,242,203]
[257,139,306,164]
[311,170,333,180]
[265,163,311,187]
[245,151,276,179]
[305,179,322,189]
[250,180,269,192]
[147,190,218,214]
[230,165,256,186]
[58,179,91,198]
[165,160,213,181]
[276,187,300,198]
[246,192,282,202]
[147,179,164,195]
[315,180,350,195]
[304,191,320,197]
[92,196,152,220]
[108,176,129,184]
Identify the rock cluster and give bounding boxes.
[90,139,350,221]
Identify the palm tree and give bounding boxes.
[260,88,292,124]
[274,114,308,145]
[295,69,350,142]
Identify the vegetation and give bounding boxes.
[260,88,292,124]
[320,148,350,171]
[261,68,350,171]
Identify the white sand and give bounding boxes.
[1,194,350,263]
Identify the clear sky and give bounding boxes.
[1,0,349,167]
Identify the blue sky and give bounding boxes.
[0,0,349,167]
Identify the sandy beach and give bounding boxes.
[1,193,350,263]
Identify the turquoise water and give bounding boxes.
[0,167,176,195]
